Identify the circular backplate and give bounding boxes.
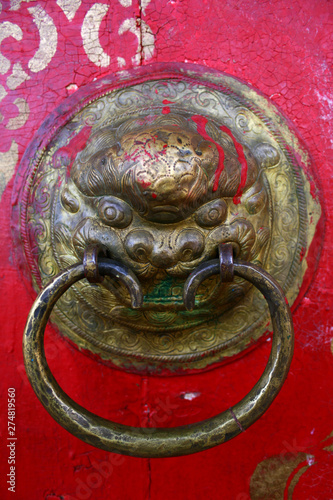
[13,63,322,374]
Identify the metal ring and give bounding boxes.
[218,243,234,282]
[83,245,106,283]
[23,258,293,458]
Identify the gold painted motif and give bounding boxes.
[250,432,333,499]
[17,71,321,372]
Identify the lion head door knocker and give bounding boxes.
[13,64,321,457]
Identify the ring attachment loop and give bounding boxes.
[83,245,106,283]
[218,243,234,282]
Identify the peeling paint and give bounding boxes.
[81,3,110,67]
[181,392,200,401]
[28,5,58,73]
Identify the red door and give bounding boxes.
[1,1,332,498]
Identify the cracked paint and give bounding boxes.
[6,62,30,90]
[81,3,110,67]
[0,21,22,74]
[28,5,58,73]
[56,0,82,22]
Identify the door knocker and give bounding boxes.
[13,63,321,457]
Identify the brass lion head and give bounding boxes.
[55,113,276,328]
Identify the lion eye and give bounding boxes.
[195,199,227,228]
[98,197,133,228]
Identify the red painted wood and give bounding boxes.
[0,1,332,498]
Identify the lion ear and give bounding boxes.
[70,127,120,196]
[71,148,121,197]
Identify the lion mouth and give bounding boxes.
[103,273,222,310]
[152,205,180,213]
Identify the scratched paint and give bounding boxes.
[191,114,225,192]
[53,125,92,172]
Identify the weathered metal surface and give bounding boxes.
[23,255,294,456]
[15,66,320,372]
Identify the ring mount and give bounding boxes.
[219,243,234,282]
[83,245,106,283]
[13,63,321,372]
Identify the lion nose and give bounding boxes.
[150,248,177,269]
[124,229,205,270]
[154,177,178,195]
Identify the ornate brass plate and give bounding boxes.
[13,63,321,373]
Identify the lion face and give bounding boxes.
[55,113,273,328]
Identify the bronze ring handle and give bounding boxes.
[23,257,294,458]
